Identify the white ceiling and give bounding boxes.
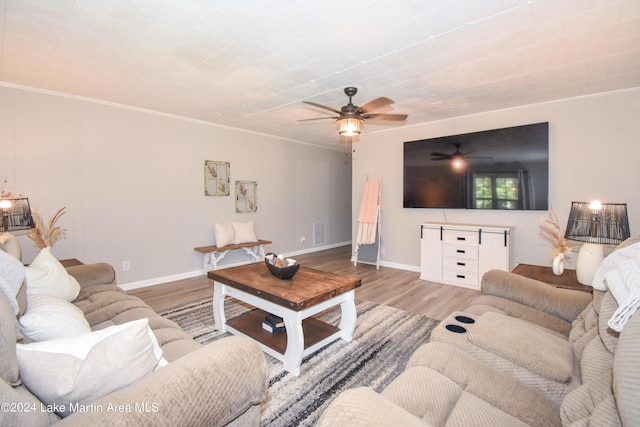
[1,0,639,148]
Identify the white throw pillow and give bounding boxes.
[16,318,164,417]
[215,223,235,247]
[24,248,80,301]
[233,221,258,244]
[19,294,91,342]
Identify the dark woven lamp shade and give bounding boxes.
[564,202,630,245]
[565,201,631,285]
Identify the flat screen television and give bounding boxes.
[403,122,548,210]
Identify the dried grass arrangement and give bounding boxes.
[28,207,67,249]
[539,205,571,258]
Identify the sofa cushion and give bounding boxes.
[0,381,60,426]
[465,294,573,336]
[19,294,91,342]
[25,248,80,301]
[614,314,640,425]
[16,318,164,417]
[467,312,575,383]
[73,284,201,362]
[598,292,620,354]
[0,291,20,386]
[401,342,561,427]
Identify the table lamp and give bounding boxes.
[564,201,630,285]
[0,197,35,260]
[0,198,35,233]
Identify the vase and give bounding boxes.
[552,253,565,276]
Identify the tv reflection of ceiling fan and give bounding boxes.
[430,143,492,170]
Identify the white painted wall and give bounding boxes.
[352,88,640,272]
[0,85,352,285]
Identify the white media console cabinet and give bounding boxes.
[420,222,514,290]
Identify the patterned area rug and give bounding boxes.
[161,298,438,426]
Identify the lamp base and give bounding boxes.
[576,243,604,286]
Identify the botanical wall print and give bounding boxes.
[205,161,230,196]
[236,181,257,213]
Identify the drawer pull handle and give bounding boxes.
[457,237,466,241]
[457,274,466,279]
[457,249,465,254]
[457,262,466,266]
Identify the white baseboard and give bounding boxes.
[118,241,354,291]
[118,270,204,291]
[350,256,420,273]
[283,240,352,258]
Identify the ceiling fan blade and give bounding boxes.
[430,152,451,157]
[363,113,408,121]
[303,100,342,114]
[297,117,339,122]
[358,97,394,112]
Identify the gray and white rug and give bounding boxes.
[161,298,438,426]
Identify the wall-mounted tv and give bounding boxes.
[403,122,548,210]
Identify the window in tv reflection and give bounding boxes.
[403,122,548,210]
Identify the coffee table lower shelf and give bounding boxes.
[227,309,339,356]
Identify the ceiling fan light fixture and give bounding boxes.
[450,153,467,171]
[338,118,363,136]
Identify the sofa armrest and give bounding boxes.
[66,263,116,289]
[317,387,429,427]
[481,270,592,323]
[57,336,268,427]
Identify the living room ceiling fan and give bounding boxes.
[299,87,408,139]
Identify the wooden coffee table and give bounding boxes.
[208,263,361,376]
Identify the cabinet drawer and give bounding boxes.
[443,245,479,260]
[443,270,479,287]
[443,230,479,246]
[443,257,478,272]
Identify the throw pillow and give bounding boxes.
[0,249,25,315]
[233,220,258,244]
[215,223,235,247]
[19,294,91,342]
[16,318,164,417]
[24,248,80,301]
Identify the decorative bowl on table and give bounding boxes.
[265,253,300,280]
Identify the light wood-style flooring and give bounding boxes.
[128,245,481,320]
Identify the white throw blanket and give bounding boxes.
[0,249,25,315]
[591,242,640,332]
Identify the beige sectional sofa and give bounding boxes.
[0,239,268,426]
[319,238,640,426]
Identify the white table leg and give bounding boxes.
[212,282,227,332]
[203,253,212,272]
[282,311,304,376]
[338,291,357,342]
[242,246,261,262]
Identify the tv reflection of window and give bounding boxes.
[471,170,532,210]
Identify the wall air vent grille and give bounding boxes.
[313,221,326,247]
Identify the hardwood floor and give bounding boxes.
[128,245,481,320]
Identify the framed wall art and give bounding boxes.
[204,161,230,196]
[235,181,257,213]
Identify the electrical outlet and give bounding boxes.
[381,247,386,255]
[122,261,130,271]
